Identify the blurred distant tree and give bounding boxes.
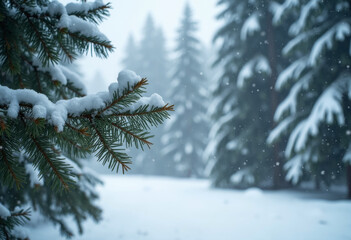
[207,0,289,188]
[137,14,169,95]
[161,4,209,177]
[122,34,140,73]
[0,0,173,238]
[269,0,351,197]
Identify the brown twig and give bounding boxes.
[114,104,174,117]
[66,123,90,136]
[109,121,153,148]
[0,118,6,130]
[11,210,30,218]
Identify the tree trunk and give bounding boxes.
[347,164,351,199]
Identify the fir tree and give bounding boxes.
[137,14,169,94]
[206,0,288,188]
[122,34,140,73]
[161,4,209,177]
[0,1,173,238]
[269,0,351,197]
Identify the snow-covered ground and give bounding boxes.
[28,175,351,240]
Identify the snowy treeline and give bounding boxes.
[208,0,351,197]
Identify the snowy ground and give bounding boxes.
[28,175,351,240]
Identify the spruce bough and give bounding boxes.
[0,0,173,238]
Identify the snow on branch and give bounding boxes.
[275,57,308,90]
[309,21,351,66]
[289,0,322,36]
[8,0,113,67]
[270,0,299,24]
[267,115,296,144]
[0,70,166,132]
[240,13,260,41]
[0,202,11,219]
[66,1,107,16]
[208,111,238,142]
[237,56,271,88]
[285,74,350,156]
[25,163,43,188]
[230,169,254,185]
[274,72,312,121]
[20,0,111,44]
[47,1,109,43]
[32,58,87,94]
[57,14,109,42]
[284,148,312,184]
[203,111,238,161]
[343,144,351,164]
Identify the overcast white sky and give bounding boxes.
[74,0,219,93]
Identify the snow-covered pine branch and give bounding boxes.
[288,0,322,36]
[0,70,168,131]
[274,72,312,121]
[267,115,296,144]
[309,21,351,66]
[285,73,350,157]
[237,55,271,88]
[240,13,260,41]
[5,0,113,68]
[284,147,313,184]
[275,57,308,90]
[0,0,174,238]
[270,0,299,24]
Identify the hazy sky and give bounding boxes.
[74,0,219,93]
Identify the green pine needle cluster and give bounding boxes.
[0,208,30,239]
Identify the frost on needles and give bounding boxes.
[0,0,173,238]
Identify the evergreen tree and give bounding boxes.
[161,4,209,177]
[206,0,288,188]
[269,0,351,197]
[122,34,140,73]
[138,14,169,94]
[0,1,173,238]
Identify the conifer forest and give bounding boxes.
[0,0,350,239]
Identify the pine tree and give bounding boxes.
[269,0,351,197]
[122,34,140,73]
[138,14,169,94]
[206,0,288,188]
[0,1,173,238]
[161,4,209,177]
